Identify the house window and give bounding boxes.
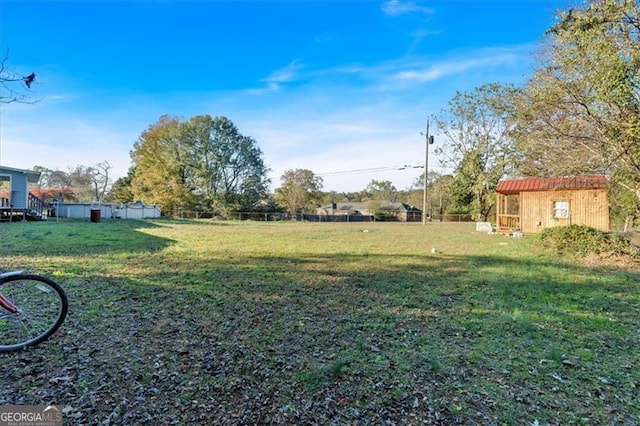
[553,200,569,219]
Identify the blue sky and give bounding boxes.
[1,0,569,192]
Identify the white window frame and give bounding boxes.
[553,200,569,219]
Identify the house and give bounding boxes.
[317,201,422,222]
[495,175,609,234]
[0,166,47,221]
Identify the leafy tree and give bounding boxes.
[512,0,640,221]
[321,191,363,204]
[366,200,387,220]
[365,180,398,201]
[130,115,192,215]
[107,169,135,203]
[447,151,483,215]
[433,83,517,220]
[412,171,454,216]
[345,191,364,202]
[0,51,36,104]
[179,115,270,214]
[274,169,323,214]
[130,115,269,216]
[320,191,345,205]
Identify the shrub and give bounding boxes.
[536,225,639,259]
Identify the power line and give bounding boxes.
[316,165,423,177]
[317,165,451,176]
[267,164,448,182]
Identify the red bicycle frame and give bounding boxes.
[0,293,18,313]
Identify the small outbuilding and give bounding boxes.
[495,175,609,234]
[0,165,46,221]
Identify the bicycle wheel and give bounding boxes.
[0,274,68,352]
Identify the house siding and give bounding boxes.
[10,175,28,209]
[0,167,39,210]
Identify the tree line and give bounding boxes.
[425,0,640,225]
[20,1,640,226]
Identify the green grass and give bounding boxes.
[1,219,638,424]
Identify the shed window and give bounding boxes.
[553,200,569,219]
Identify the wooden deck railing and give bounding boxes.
[497,214,520,231]
[28,192,49,219]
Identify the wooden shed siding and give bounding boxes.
[572,189,610,231]
[519,189,609,234]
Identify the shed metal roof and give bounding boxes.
[496,175,607,195]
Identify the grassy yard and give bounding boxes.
[1,219,638,425]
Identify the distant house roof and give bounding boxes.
[496,175,607,195]
[0,165,41,183]
[319,201,420,212]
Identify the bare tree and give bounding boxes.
[90,161,112,203]
[0,50,36,104]
[33,162,112,203]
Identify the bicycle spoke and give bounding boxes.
[0,275,68,351]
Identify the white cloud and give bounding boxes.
[293,45,529,94]
[0,44,534,193]
[240,103,432,192]
[266,141,426,193]
[410,28,441,38]
[243,60,307,95]
[1,108,136,179]
[381,0,434,17]
[258,60,305,90]
[391,53,518,84]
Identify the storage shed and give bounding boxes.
[496,175,609,234]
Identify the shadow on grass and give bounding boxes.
[132,250,639,301]
[0,219,174,258]
[122,250,640,346]
[2,235,639,424]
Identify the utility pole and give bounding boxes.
[421,120,434,225]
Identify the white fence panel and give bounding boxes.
[56,203,161,219]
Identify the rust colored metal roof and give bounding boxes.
[496,175,607,195]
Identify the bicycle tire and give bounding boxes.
[0,274,68,352]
